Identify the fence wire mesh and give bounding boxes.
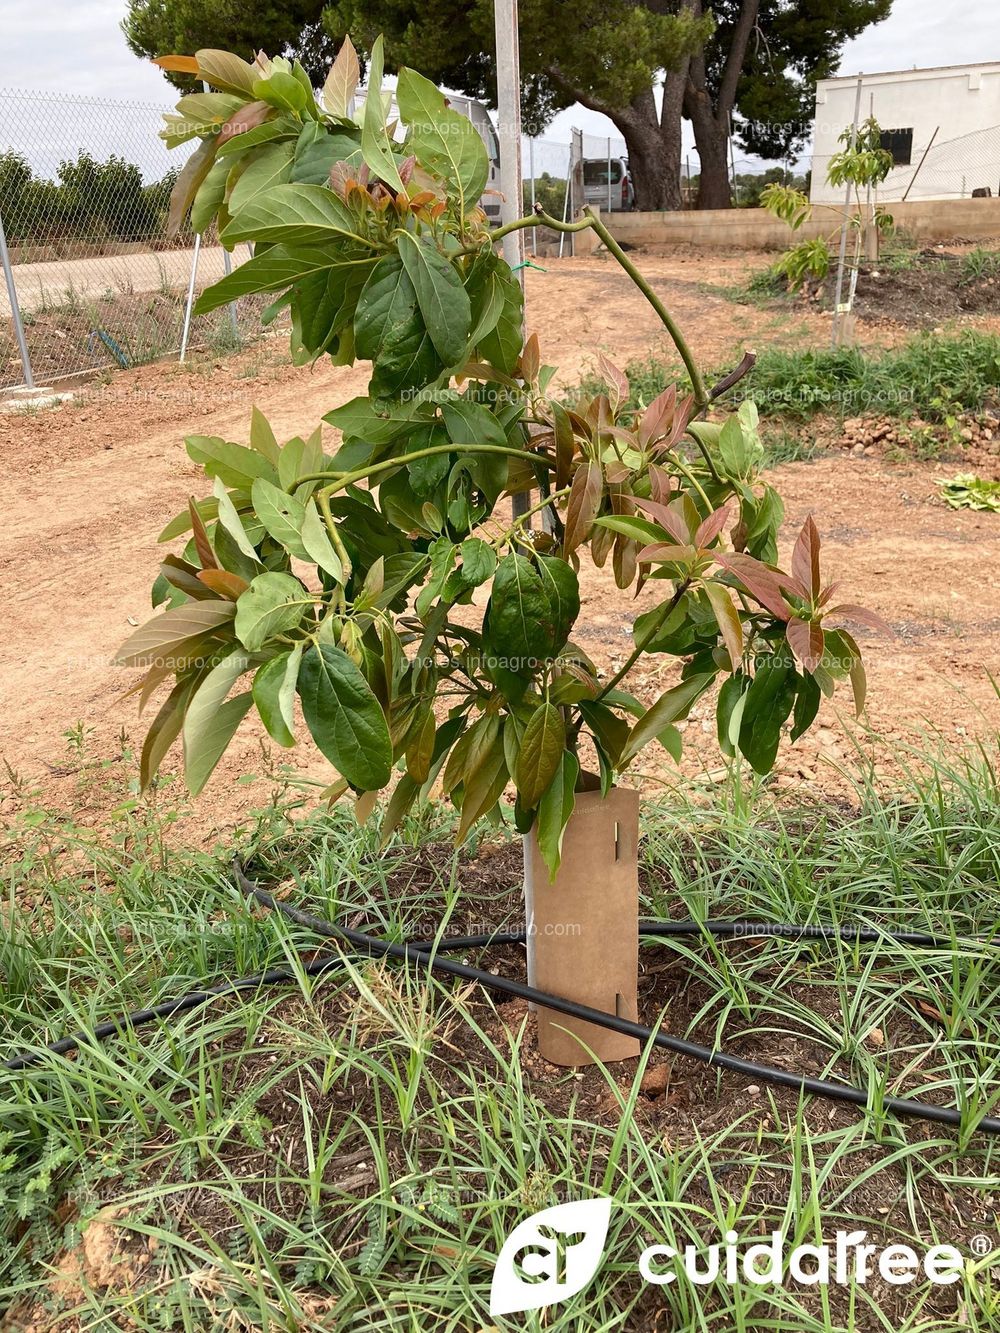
[0,89,266,389]
[810,123,1000,204]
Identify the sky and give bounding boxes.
[0,0,996,173]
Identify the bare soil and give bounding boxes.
[742,240,1000,329]
[1,251,998,841]
[849,248,1000,327]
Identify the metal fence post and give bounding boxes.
[179,233,202,362]
[569,128,583,256]
[902,126,939,202]
[0,209,35,389]
[203,80,240,345]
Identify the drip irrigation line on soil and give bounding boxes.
[4,860,999,1140]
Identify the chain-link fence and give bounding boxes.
[810,123,1000,205]
[0,89,265,390]
[520,131,634,255]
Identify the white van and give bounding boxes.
[583,157,635,212]
[353,87,502,221]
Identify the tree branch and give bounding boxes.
[717,0,761,120]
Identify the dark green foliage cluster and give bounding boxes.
[0,149,176,246]
[119,39,874,880]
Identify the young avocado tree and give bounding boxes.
[119,39,880,1065]
[762,117,894,294]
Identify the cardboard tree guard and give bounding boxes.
[523,786,641,1065]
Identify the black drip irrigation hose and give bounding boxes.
[5,860,999,1140]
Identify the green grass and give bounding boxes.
[582,330,1000,434]
[2,728,1000,1329]
[961,248,1000,285]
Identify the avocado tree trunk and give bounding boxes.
[523,786,640,1066]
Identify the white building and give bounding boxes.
[810,62,1000,203]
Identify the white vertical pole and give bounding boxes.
[831,76,863,348]
[558,153,572,258]
[494,0,527,520]
[0,210,34,389]
[728,114,739,205]
[221,244,239,342]
[569,127,583,256]
[179,232,201,362]
[607,136,613,212]
[529,135,537,253]
[494,0,524,281]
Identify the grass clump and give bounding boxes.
[582,330,1000,431]
[746,330,1000,422]
[961,247,1000,284]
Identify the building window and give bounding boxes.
[879,128,913,166]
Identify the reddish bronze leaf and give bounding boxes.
[694,503,731,551]
[563,461,603,555]
[189,498,219,571]
[521,333,541,385]
[791,515,822,601]
[638,385,677,447]
[597,353,629,413]
[632,495,691,545]
[715,553,791,621]
[827,604,892,634]
[786,616,825,673]
[217,100,272,147]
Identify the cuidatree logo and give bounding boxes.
[490,1198,612,1317]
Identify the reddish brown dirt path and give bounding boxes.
[1,253,997,840]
